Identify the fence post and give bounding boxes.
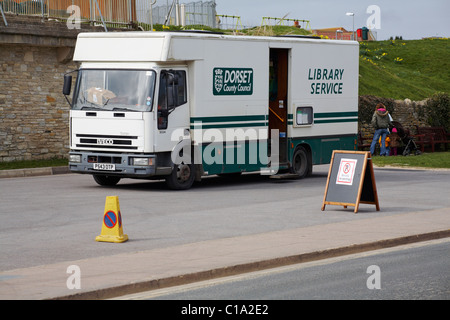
[0,4,7,26]
[40,0,44,21]
[89,0,94,25]
[150,0,156,30]
[94,0,108,32]
[128,0,131,22]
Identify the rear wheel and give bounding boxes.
[165,162,196,190]
[93,175,121,186]
[290,146,310,178]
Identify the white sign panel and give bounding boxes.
[336,158,357,185]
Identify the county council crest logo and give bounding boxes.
[213,67,254,96]
[214,68,224,94]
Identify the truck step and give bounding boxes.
[269,173,299,179]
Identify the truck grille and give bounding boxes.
[76,134,138,150]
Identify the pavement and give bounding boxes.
[0,167,449,300]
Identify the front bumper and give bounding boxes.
[69,152,158,178]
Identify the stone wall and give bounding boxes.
[0,44,78,161]
[0,14,111,162]
[358,95,429,139]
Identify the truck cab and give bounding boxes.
[65,63,194,189]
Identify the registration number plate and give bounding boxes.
[93,163,115,171]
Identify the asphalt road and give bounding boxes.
[136,239,449,300]
[1,165,449,271]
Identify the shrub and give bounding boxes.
[425,92,450,130]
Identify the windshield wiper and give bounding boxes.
[80,106,104,111]
[79,100,105,111]
[103,98,110,108]
[112,107,136,112]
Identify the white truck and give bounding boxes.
[63,31,359,189]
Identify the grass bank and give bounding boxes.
[0,158,68,170]
[372,152,450,169]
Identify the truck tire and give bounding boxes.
[165,162,195,190]
[93,174,121,186]
[290,146,310,178]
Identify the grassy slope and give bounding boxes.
[358,39,450,100]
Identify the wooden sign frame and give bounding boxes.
[321,150,380,213]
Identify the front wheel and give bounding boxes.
[93,174,121,186]
[290,146,310,178]
[165,162,196,190]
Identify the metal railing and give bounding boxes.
[0,0,140,29]
[216,14,242,31]
[0,0,218,30]
[139,0,217,29]
[261,16,311,31]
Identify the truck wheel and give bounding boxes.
[290,146,310,178]
[165,162,195,190]
[93,175,121,186]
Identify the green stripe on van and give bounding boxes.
[191,115,267,129]
[314,111,358,124]
[288,111,358,125]
[314,118,357,124]
[191,115,266,123]
[314,111,358,118]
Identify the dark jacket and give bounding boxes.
[371,108,391,129]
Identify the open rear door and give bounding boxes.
[269,48,289,165]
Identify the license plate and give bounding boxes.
[93,163,115,171]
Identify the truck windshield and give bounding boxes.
[72,69,156,112]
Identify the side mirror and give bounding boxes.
[63,74,72,95]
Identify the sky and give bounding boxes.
[213,0,450,40]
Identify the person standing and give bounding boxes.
[370,103,392,156]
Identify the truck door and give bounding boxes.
[269,49,289,164]
[154,69,190,154]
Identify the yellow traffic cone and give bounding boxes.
[95,196,128,243]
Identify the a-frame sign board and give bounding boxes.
[321,150,380,213]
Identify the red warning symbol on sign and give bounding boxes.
[337,158,357,185]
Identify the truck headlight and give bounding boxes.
[131,157,153,166]
[69,154,81,163]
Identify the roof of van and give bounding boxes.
[74,31,357,62]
